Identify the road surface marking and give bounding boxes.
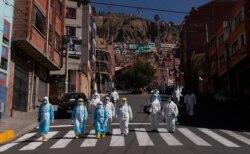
[220,130,250,145]
[244,132,250,135]
[158,128,183,146]
[0,132,36,152]
[178,128,211,146]
[50,130,75,149]
[80,130,97,147]
[19,131,58,151]
[110,129,125,146]
[134,128,154,146]
[199,128,240,147]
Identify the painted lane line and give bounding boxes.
[19,131,58,151]
[178,128,211,146]
[110,129,125,146]
[199,128,240,147]
[50,130,75,149]
[0,132,36,152]
[158,128,183,146]
[220,130,250,145]
[134,128,154,146]
[80,130,97,147]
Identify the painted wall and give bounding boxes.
[0,0,14,117]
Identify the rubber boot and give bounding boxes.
[96,134,101,139]
[101,134,105,138]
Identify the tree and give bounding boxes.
[154,14,160,23]
[124,61,156,90]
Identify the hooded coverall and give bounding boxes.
[103,99,115,134]
[72,103,88,137]
[93,103,109,138]
[38,97,54,139]
[116,101,133,135]
[162,100,178,132]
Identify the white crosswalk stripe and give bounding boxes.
[2,127,250,151]
[0,132,36,152]
[178,128,211,146]
[220,130,250,145]
[158,128,183,146]
[134,128,154,146]
[80,130,97,147]
[198,128,240,147]
[110,129,125,146]
[50,130,75,149]
[19,131,58,151]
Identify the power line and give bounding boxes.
[91,1,189,15]
[91,1,233,19]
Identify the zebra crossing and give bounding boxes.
[0,127,250,152]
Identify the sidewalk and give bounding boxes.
[0,110,38,144]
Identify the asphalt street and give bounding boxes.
[1,94,250,154]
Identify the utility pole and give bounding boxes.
[65,27,69,93]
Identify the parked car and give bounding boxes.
[57,92,88,117]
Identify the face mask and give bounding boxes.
[44,100,48,104]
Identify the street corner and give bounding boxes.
[0,130,15,144]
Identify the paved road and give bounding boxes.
[1,94,250,154]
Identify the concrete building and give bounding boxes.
[10,0,65,116]
[50,0,96,101]
[0,0,14,118]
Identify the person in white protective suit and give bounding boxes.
[38,96,54,142]
[184,90,197,117]
[172,87,182,105]
[116,98,133,136]
[90,90,101,112]
[71,98,88,139]
[110,88,119,106]
[103,96,115,135]
[149,94,161,132]
[162,97,179,133]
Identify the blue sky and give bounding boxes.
[92,0,211,25]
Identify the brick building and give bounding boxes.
[180,0,237,93]
[214,0,250,99]
[10,0,65,116]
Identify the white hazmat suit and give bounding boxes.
[149,94,161,132]
[162,99,178,133]
[184,92,197,116]
[116,98,133,135]
[103,97,115,134]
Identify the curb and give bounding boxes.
[0,130,15,144]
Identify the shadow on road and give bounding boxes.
[177,101,250,132]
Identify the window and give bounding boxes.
[219,53,226,65]
[34,6,45,35]
[56,0,62,17]
[49,24,52,44]
[68,27,76,36]
[240,34,245,48]
[55,33,61,51]
[231,40,239,55]
[0,58,8,70]
[66,7,76,19]
[218,34,224,46]
[235,10,243,27]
